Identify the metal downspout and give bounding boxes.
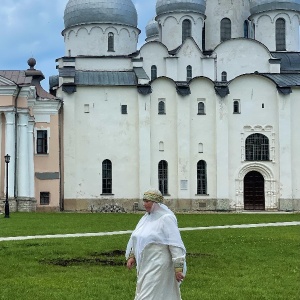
[58,99,64,211]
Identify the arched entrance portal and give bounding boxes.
[244,171,265,210]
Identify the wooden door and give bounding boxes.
[244,171,265,210]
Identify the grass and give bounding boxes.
[0,212,299,299]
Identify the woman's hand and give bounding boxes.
[127,257,136,270]
[175,271,185,282]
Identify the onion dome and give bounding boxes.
[156,0,206,16]
[64,0,138,29]
[250,0,300,14]
[146,18,159,39]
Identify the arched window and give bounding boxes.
[198,102,205,115]
[233,100,240,113]
[187,65,192,81]
[108,32,114,52]
[102,159,112,194]
[182,19,192,43]
[221,71,227,82]
[220,18,231,42]
[151,65,157,80]
[197,160,207,195]
[245,134,269,161]
[244,20,249,38]
[276,18,286,51]
[158,100,165,114]
[158,160,168,195]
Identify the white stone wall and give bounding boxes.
[63,86,140,200]
[250,11,300,51]
[64,24,139,57]
[205,0,251,50]
[156,12,205,50]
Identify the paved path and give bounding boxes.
[0,221,299,242]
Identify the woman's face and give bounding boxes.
[143,200,154,212]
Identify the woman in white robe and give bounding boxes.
[126,189,187,300]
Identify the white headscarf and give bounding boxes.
[126,201,186,267]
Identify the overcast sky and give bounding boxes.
[0,0,156,89]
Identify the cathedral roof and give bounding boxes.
[156,0,206,16]
[250,0,300,14]
[64,0,138,29]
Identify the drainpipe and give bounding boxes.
[58,99,64,211]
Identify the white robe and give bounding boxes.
[134,243,184,300]
[126,203,186,300]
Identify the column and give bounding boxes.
[28,118,35,198]
[17,113,29,197]
[4,111,15,197]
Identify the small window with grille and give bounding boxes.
[158,99,166,114]
[233,100,240,114]
[158,160,168,195]
[40,192,50,205]
[197,160,207,195]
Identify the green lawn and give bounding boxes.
[0,213,299,299]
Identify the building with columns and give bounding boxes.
[0,59,62,212]
[48,0,300,212]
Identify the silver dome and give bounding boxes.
[146,18,159,38]
[250,0,300,14]
[64,0,138,29]
[156,0,206,16]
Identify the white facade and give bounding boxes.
[54,0,300,211]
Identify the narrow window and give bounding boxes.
[159,141,164,151]
[158,160,168,195]
[121,105,127,114]
[108,32,114,52]
[198,143,203,153]
[276,18,286,51]
[197,160,207,195]
[186,65,192,81]
[198,102,205,115]
[151,65,157,80]
[244,20,249,38]
[245,134,269,161]
[221,71,227,82]
[220,18,231,42]
[40,192,50,205]
[102,159,112,194]
[182,19,192,43]
[158,100,166,114]
[202,23,206,51]
[233,100,240,114]
[37,130,48,154]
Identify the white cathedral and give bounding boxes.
[50,0,300,212]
